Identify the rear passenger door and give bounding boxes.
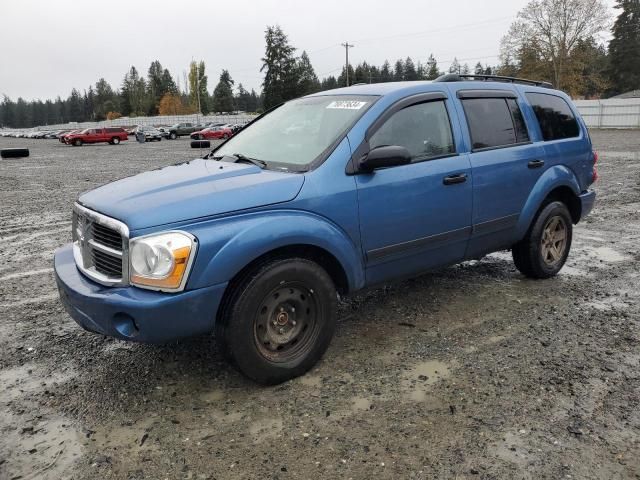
[456,90,546,258]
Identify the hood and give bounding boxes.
[79,159,305,230]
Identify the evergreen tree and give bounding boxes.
[475,62,484,75]
[608,0,640,95]
[211,70,235,113]
[393,59,405,81]
[147,60,164,114]
[380,61,393,82]
[296,51,320,95]
[67,89,83,122]
[261,25,299,109]
[448,58,461,74]
[321,76,339,90]
[337,64,355,86]
[161,69,178,95]
[404,57,418,80]
[425,54,440,80]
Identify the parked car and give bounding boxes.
[190,126,233,140]
[54,75,597,384]
[135,125,163,142]
[59,130,80,143]
[65,127,128,146]
[164,123,200,139]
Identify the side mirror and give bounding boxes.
[357,145,411,173]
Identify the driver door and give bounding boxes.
[353,96,473,285]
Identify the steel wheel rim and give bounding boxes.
[253,282,320,363]
[541,215,567,266]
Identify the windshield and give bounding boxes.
[214,95,376,170]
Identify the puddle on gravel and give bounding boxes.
[402,360,452,402]
[583,246,629,263]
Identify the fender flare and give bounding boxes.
[515,165,581,239]
[186,210,365,292]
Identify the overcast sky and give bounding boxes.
[0,0,618,101]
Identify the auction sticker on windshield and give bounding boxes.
[326,100,368,110]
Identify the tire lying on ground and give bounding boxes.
[191,140,211,149]
[1,148,30,158]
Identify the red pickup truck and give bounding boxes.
[66,127,128,146]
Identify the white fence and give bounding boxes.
[574,99,640,129]
[26,113,258,131]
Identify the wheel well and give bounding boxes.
[545,186,581,224]
[226,245,350,296]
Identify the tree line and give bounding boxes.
[0,60,262,128]
[1,0,638,129]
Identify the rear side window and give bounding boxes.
[106,127,123,133]
[369,100,455,161]
[462,98,515,150]
[525,93,579,141]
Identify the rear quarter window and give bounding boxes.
[525,93,580,141]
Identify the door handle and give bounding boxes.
[443,173,468,185]
[528,159,545,169]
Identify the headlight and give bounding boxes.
[129,231,197,292]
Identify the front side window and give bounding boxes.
[215,95,376,170]
[369,100,455,161]
[525,93,579,141]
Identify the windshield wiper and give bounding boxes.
[231,153,267,169]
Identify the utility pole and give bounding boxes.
[341,42,354,87]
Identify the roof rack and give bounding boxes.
[434,73,553,89]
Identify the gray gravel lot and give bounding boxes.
[0,131,639,480]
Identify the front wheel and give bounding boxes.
[169,132,177,140]
[216,258,337,385]
[512,201,573,279]
[73,139,82,146]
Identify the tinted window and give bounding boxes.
[462,98,516,150]
[507,99,530,143]
[526,93,579,141]
[369,100,455,161]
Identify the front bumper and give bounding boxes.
[54,244,227,344]
[579,190,596,220]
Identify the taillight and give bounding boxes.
[592,151,598,183]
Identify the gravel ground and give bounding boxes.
[0,131,638,480]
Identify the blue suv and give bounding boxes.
[54,75,597,384]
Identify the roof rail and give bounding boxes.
[434,73,553,89]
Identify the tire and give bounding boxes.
[169,132,177,140]
[1,148,29,158]
[112,137,120,145]
[223,134,229,139]
[216,258,338,385]
[512,201,573,279]
[73,139,82,146]
[191,140,210,149]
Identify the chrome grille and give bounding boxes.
[72,204,129,286]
